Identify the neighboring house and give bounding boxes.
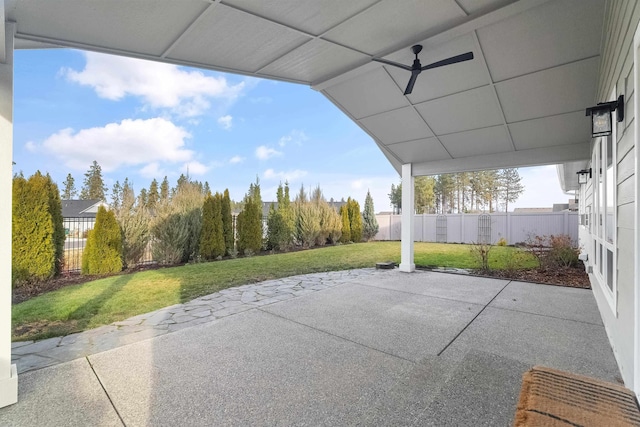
[61,199,107,238]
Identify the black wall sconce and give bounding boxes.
[585,95,624,138]
[576,168,592,185]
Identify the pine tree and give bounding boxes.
[362,190,379,241]
[499,168,525,212]
[203,181,211,197]
[61,173,77,199]
[138,188,148,208]
[389,183,402,214]
[160,176,170,201]
[110,181,122,211]
[415,176,436,214]
[148,179,159,210]
[80,160,108,201]
[339,205,351,243]
[221,189,233,255]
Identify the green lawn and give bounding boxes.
[12,242,535,341]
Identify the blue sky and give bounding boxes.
[12,49,571,212]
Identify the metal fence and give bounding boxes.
[374,211,579,245]
[63,217,157,273]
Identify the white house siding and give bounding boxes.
[586,0,639,389]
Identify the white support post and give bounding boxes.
[0,21,17,409]
[399,163,415,272]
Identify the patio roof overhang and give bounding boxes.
[4,0,602,188]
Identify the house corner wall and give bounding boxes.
[584,0,640,391]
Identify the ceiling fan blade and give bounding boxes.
[404,70,420,95]
[421,52,474,71]
[372,57,412,71]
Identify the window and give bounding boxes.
[591,90,617,311]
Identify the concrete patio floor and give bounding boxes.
[0,269,621,426]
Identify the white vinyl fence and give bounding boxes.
[374,212,578,245]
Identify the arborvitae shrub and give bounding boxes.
[12,172,63,286]
[339,205,351,243]
[199,195,216,260]
[362,190,379,241]
[12,174,53,284]
[82,206,123,275]
[347,198,363,243]
[237,197,262,255]
[266,204,286,251]
[46,175,65,275]
[199,194,225,260]
[222,189,234,255]
[236,211,245,254]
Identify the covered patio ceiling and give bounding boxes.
[4,0,601,190]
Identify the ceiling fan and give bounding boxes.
[372,45,474,95]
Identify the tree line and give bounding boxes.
[389,168,524,214]
[12,162,379,286]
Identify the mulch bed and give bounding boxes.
[474,265,591,289]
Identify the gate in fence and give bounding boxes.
[477,214,492,244]
[436,215,447,243]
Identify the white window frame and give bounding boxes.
[591,88,617,314]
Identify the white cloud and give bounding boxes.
[278,130,308,147]
[351,179,367,190]
[182,161,209,176]
[38,118,193,172]
[140,162,165,179]
[25,141,37,153]
[64,52,245,117]
[217,115,233,130]
[255,145,282,160]
[229,156,245,164]
[263,168,307,182]
[250,96,272,104]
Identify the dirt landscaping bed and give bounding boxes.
[473,265,590,289]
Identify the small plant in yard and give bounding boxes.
[524,233,549,269]
[470,241,493,271]
[497,237,507,246]
[525,233,579,269]
[548,234,579,268]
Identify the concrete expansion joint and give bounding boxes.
[437,280,513,357]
